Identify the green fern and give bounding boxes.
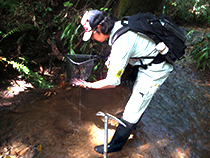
[0,24,40,42]
[61,15,81,55]
[0,57,53,89]
[191,30,210,70]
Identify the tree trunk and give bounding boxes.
[113,0,164,18]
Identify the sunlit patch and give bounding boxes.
[138,143,150,151]
[171,147,188,158]
[88,117,120,145]
[88,124,115,145]
[1,80,34,98]
[136,139,191,158]
[137,139,170,151]
[129,134,134,139]
[87,115,136,146]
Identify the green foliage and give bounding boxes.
[0,57,53,89]
[0,24,39,42]
[0,1,70,89]
[191,30,210,70]
[63,1,73,7]
[0,0,19,16]
[164,0,210,26]
[61,16,81,54]
[0,0,111,88]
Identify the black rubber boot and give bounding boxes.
[94,119,135,154]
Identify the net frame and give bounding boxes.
[65,54,97,82]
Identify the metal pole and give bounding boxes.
[104,115,108,158]
[95,111,126,158]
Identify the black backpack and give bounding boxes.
[111,12,187,69]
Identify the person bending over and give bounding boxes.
[72,10,173,154]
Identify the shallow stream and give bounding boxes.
[0,63,210,158]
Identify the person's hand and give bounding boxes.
[71,79,87,88]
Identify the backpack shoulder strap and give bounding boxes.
[111,17,131,45]
[111,25,130,45]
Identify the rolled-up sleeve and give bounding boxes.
[106,58,126,86]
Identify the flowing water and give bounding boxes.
[0,64,210,158]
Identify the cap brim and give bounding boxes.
[83,31,92,41]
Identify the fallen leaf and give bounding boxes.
[19,146,31,156]
[36,144,42,152]
[44,91,52,97]
[59,81,65,87]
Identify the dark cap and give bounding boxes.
[81,10,105,41]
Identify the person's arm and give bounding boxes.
[72,79,116,89]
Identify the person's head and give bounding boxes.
[81,10,116,42]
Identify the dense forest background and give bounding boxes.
[0,0,209,89]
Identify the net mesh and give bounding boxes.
[65,54,97,82]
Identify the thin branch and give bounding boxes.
[103,0,115,11]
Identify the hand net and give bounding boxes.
[65,54,97,82]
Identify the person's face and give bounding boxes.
[91,26,110,42]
